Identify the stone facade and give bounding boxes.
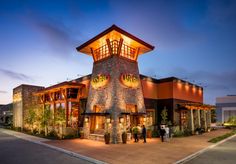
[13,85,44,129]
[85,56,145,143]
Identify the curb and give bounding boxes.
[175,133,236,164]
[1,128,107,164]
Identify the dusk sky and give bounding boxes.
[0,0,236,105]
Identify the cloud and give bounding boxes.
[0,90,7,94]
[23,12,81,59]
[167,67,236,89]
[0,68,34,82]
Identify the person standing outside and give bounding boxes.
[142,125,147,143]
[160,125,166,142]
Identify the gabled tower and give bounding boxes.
[77,25,154,143]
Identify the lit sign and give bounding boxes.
[13,92,22,103]
[91,74,110,89]
[120,73,139,88]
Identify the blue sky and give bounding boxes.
[0,0,236,104]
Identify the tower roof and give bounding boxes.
[76,25,155,56]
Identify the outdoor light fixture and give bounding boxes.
[85,117,89,123]
[106,117,111,123]
[119,117,124,123]
[143,117,147,122]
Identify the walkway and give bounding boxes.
[45,129,231,164]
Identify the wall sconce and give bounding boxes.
[85,117,89,123]
[119,117,124,123]
[143,117,147,122]
[106,117,111,123]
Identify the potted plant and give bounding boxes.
[147,126,152,138]
[122,131,127,144]
[104,132,110,144]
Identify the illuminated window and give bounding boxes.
[94,44,109,61]
[121,43,136,60]
[126,104,137,113]
[110,40,119,55]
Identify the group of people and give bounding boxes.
[132,125,147,143]
[131,124,171,143]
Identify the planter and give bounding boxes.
[122,132,127,144]
[104,133,110,144]
[80,132,84,139]
[147,130,152,138]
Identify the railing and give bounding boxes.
[94,44,109,61]
[93,40,136,61]
[120,43,136,60]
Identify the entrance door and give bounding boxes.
[90,105,105,134]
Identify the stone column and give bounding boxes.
[198,109,201,127]
[204,110,207,131]
[190,109,194,133]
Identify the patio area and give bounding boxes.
[44,128,231,164]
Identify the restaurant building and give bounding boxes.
[13,25,212,143]
[216,95,236,123]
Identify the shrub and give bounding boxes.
[47,130,58,139]
[173,128,192,137]
[152,130,160,138]
[63,134,79,139]
[208,130,236,143]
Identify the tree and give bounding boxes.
[25,106,36,133]
[55,106,66,126]
[55,105,66,139]
[211,109,217,123]
[161,106,168,124]
[43,105,52,136]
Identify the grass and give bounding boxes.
[208,130,236,143]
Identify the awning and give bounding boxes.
[120,112,146,116]
[178,103,215,110]
[82,112,110,116]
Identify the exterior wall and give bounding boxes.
[141,79,203,103]
[13,86,23,128]
[13,85,44,129]
[87,56,145,113]
[216,96,236,123]
[157,82,173,99]
[173,81,203,103]
[86,56,145,143]
[141,80,158,99]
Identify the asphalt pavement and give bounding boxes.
[0,130,92,164]
[186,135,236,164]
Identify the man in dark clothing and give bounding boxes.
[142,125,147,143]
[160,126,166,142]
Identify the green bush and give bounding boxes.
[208,130,236,143]
[173,130,184,137]
[152,130,160,138]
[63,134,79,139]
[47,130,58,139]
[173,128,192,137]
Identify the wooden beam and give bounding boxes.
[90,48,96,61]
[134,47,140,61]
[106,39,112,55]
[117,38,123,56]
[65,89,69,127]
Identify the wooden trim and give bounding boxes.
[134,47,140,61]
[106,39,112,55]
[76,24,155,51]
[90,48,96,61]
[117,38,123,56]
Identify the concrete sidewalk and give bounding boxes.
[45,129,232,164]
[0,128,50,142]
